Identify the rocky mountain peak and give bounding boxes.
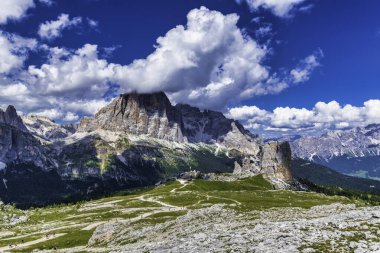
[0,105,27,131]
[96,92,176,120]
[78,92,185,142]
[78,92,260,147]
[175,103,262,153]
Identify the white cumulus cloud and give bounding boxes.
[0,43,112,121]
[0,32,37,74]
[113,7,313,110]
[0,7,321,123]
[228,100,380,136]
[26,44,116,99]
[38,13,82,40]
[236,0,310,17]
[290,49,323,83]
[0,0,35,24]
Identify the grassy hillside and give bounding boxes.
[292,158,380,193]
[0,138,241,208]
[0,175,360,252]
[312,155,380,180]
[292,158,380,206]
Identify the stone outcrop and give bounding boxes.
[261,142,293,183]
[62,123,78,134]
[0,109,58,172]
[233,141,293,183]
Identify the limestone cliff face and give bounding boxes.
[233,142,293,183]
[0,123,51,169]
[78,93,262,154]
[261,142,293,183]
[78,92,185,142]
[22,115,76,140]
[0,107,56,171]
[0,106,27,132]
[176,104,261,155]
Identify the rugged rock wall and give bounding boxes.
[76,92,292,182]
[22,115,76,140]
[233,142,293,183]
[0,106,54,169]
[261,142,293,183]
[0,123,51,169]
[78,92,185,142]
[177,103,262,155]
[0,106,27,131]
[78,93,262,153]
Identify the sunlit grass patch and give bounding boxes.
[133,210,188,225]
[12,229,95,252]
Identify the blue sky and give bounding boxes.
[1,0,380,136]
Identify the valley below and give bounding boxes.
[1,175,380,253]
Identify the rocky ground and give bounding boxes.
[88,204,380,253]
[0,176,378,252]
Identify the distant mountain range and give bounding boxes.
[289,124,380,180]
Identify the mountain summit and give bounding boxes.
[79,92,185,142]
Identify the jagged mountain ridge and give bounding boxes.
[78,92,261,152]
[79,92,185,142]
[0,92,293,206]
[291,124,380,179]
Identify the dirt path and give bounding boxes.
[170,179,189,193]
[126,206,185,223]
[137,193,179,209]
[124,182,189,222]
[0,232,15,238]
[204,194,242,206]
[1,223,85,242]
[0,181,191,252]
[82,222,107,231]
[0,233,66,252]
